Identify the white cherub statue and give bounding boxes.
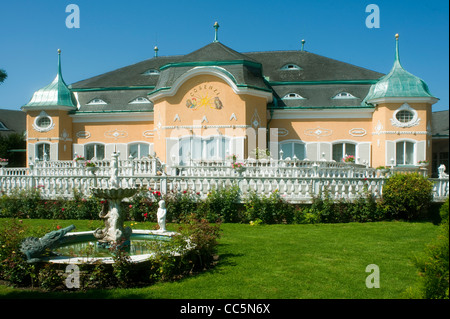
[157,199,167,232]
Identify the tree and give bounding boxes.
[0,69,7,84]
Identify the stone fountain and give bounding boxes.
[20,151,178,265]
[92,151,137,247]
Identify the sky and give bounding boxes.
[0,0,448,112]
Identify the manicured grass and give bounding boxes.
[0,219,439,299]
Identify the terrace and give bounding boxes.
[0,155,448,203]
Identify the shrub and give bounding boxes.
[244,190,295,224]
[164,188,201,223]
[201,184,241,223]
[177,214,222,271]
[0,219,34,286]
[407,198,449,299]
[381,173,433,220]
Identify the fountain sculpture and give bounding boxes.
[92,151,137,247]
[20,151,179,265]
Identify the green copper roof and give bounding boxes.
[22,49,76,109]
[363,35,436,104]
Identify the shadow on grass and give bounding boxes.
[0,250,245,299]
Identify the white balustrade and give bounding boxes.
[0,159,448,203]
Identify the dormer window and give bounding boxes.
[129,97,150,104]
[0,121,8,131]
[333,92,357,99]
[282,93,305,100]
[280,64,302,71]
[87,98,107,105]
[142,69,160,75]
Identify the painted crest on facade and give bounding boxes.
[186,84,223,110]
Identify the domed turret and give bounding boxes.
[22,49,76,110]
[363,34,438,105]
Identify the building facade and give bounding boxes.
[21,29,439,174]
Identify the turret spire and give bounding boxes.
[213,22,220,43]
[394,33,402,68]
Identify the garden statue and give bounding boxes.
[20,224,76,263]
[157,199,167,232]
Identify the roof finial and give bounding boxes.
[213,21,220,43]
[301,39,306,51]
[394,33,401,67]
[57,49,63,79]
[154,45,159,58]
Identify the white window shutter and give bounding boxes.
[306,143,318,161]
[416,140,426,164]
[357,143,371,166]
[385,141,395,166]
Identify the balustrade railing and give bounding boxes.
[0,158,448,202]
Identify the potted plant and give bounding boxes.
[0,158,8,167]
[85,160,98,174]
[343,155,355,164]
[74,155,85,167]
[418,160,429,167]
[376,165,390,176]
[231,162,245,176]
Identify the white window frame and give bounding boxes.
[32,111,55,132]
[85,143,106,160]
[280,64,302,70]
[35,142,51,161]
[282,93,306,100]
[279,140,306,160]
[142,69,160,75]
[332,92,357,99]
[129,97,150,104]
[332,141,356,162]
[87,98,107,105]
[395,140,416,166]
[128,142,152,158]
[390,103,420,128]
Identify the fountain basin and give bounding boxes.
[44,229,179,264]
[91,187,138,200]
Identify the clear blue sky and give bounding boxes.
[0,0,448,111]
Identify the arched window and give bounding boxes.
[85,143,105,160]
[87,98,107,105]
[142,69,160,75]
[129,97,150,104]
[332,92,357,99]
[396,141,414,165]
[279,141,306,160]
[178,136,230,165]
[333,142,356,162]
[129,143,150,158]
[36,143,51,161]
[282,93,305,100]
[280,64,302,71]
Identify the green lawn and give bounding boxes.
[0,219,439,299]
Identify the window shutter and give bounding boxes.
[116,144,127,160]
[416,140,426,163]
[50,143,58,161]
[385,141,395,166]
[306,143,318,161]
[319,143,331,161]
[28,143,35,161]
[357,142,371,166]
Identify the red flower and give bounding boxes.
[144,213,148,218]
[56,225,61,229]
[129,205,133,208]
[100,200,106,204]
[183,190,187,194]
[61,208,65,212]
